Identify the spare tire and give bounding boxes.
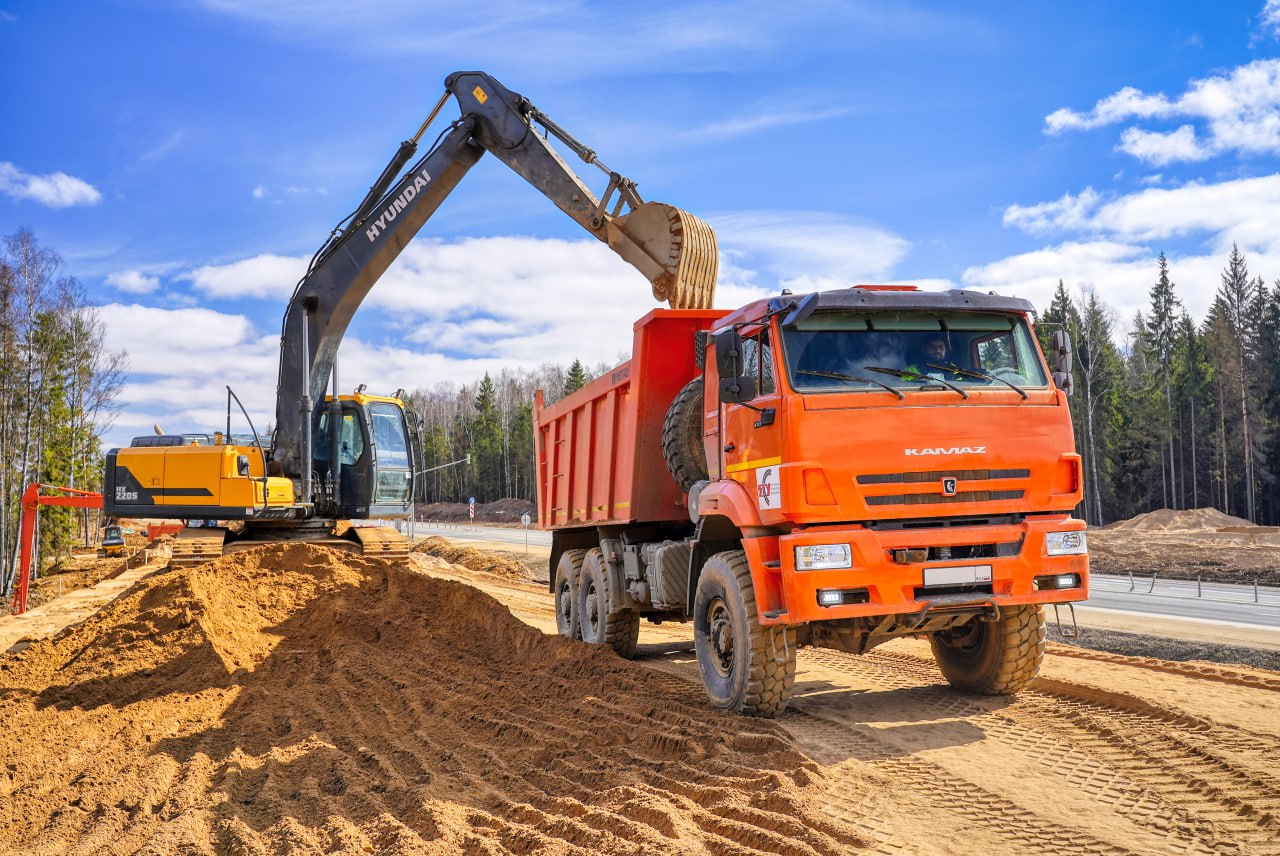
[662,377,709,492]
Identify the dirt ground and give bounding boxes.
[1089,507,1280,585]
[0,541,1276,854]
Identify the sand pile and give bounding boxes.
[411,535,528,580]
[0,544,860,855]
[1105,507,1253,531]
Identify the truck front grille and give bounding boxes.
[866,489,1024,506]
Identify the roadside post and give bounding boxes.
[521,512,531,553]
[469,496,475,526]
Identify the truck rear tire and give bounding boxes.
[554,549,586,640]
[662,377,709,493]
[693,550,796,717]
[578,548,640,658]
[929,604,1046,695]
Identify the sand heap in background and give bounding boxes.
[0,544,860,855]
[411,535,528,580]
[1104,507,1253,531]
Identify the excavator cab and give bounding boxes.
[312,392,420,519]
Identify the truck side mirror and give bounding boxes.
[1053,371,1075,395]
[713,329,758,404]
[1050,329,1073,374]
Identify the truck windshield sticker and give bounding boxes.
[756,466,782,510]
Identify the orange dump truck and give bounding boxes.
[534,285,1088,716]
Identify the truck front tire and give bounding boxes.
[929,604,1046,695]
[693,550,796,717]
[554,549,586,640]
[578,548,640,658]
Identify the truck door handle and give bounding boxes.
[723,443,736,453]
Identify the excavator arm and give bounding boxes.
[273,70,718,481]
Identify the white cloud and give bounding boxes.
[1003,188,1102,235]
[182,253,306,299]
[685,105,854,143]
[1004,173,1280,255]
[1045,58,1280,163]
[962,239,1280,327]
[106,270,161,294]
[0,161,102,208]
[1045,86,1173,134]
[1263,0,1280,38]
[710,210,910,293]
[1117,125,1209,165]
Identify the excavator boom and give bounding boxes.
[274,70,718,481]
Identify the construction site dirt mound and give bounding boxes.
[410,535,529,580]
[1090,507,1280,584]
[0,543,863,855]
[1104,506,1253,531]
[417,498,535,524]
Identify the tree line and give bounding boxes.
[407,358,593,506]
[0,230,125,597]
[1047,244,1280,525]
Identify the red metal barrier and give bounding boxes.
[12,483,103,615]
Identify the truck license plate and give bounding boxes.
[924,564,993,587]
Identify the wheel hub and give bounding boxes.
[584,581,600,633]
[707,597,734,676]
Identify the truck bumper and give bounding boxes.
[754,514,1088,625]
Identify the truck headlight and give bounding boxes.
[795,543,852,570]
[1045,531,1087,556]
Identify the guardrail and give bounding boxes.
[1096,571,1280,605]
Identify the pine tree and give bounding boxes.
[564,359,587,394]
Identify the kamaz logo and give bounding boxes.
[115,486,138,501]
[905,446,986,456]
[365,167,433,241]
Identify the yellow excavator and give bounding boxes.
[103,71,718,568]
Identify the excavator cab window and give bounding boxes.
[315,411,366,466]
[368,403,410,468]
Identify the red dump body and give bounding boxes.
[535,309,725,529]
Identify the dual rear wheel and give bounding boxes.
[555,547,639,658]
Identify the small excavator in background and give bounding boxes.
[104,70,719,568]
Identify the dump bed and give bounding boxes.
[535,308,726,530]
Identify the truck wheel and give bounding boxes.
[662,377,708,493]
[693,550,796,717]
[578,548,640,658]
[553,549,586,640]
[929,604,1046,695]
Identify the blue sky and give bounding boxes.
[5,1,1280,445]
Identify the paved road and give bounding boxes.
[1087,573,1280,630]
[413,524,1280,631]
[413,522,550,549]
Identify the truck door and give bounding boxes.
[721,326,784,517]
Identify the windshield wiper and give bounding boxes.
[927,362,1028,399]
[797,369,904,399]
[863,365,969,399]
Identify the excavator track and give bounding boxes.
[170,527,228,569]
[351,526,412,563]
[168,525,410,569]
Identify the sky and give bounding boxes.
[5,0,1280,447]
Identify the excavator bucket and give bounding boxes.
[606,202,718,310]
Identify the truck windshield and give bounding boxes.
[782,310,1048,393]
